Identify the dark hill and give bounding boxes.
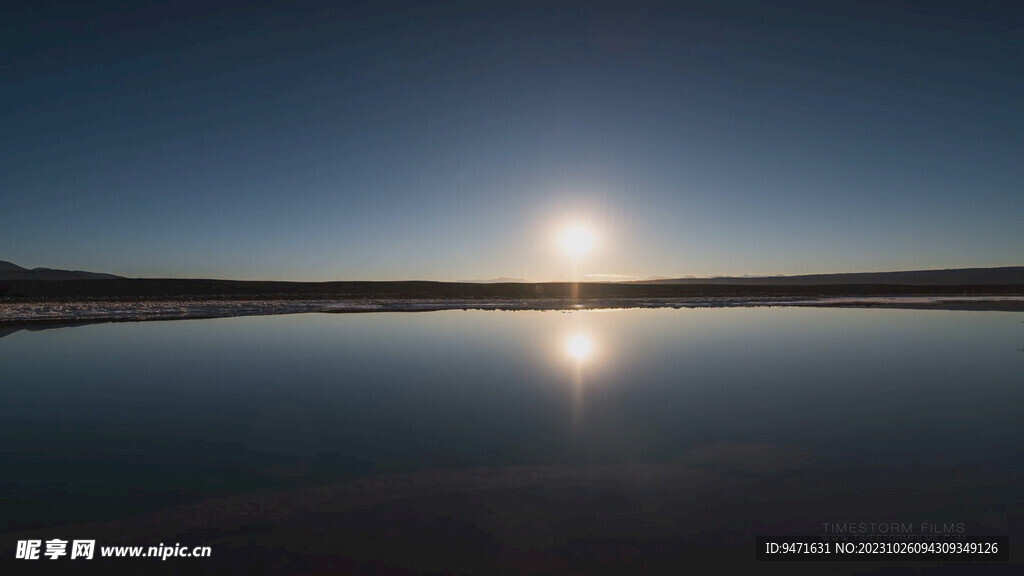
[0,265,1021,302]
[0,260,122,281]
[2,278,1021,302]
[634,267,1024,286]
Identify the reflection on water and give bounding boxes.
[563,332,595,432]
[564,333,595,362]
[0,308,1021,571]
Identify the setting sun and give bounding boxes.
[560,225,595,258]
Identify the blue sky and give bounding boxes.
[2,1,1020,280]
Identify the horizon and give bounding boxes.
[2,257,1023,284]
[3,1,1021,281]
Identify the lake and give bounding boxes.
[2,307,1020,573]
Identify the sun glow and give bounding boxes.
[559,225,595,258]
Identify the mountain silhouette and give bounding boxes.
[632,267,1024,286]
[0,260,122,280]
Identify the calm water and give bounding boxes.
[2,307,1021,571]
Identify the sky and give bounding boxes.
[2,0,1021,281]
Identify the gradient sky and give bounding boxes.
[2,1,1021,281]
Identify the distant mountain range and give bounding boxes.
[1,261,1022,286]
[631,267,1024,286]
[0,261,122,280]
[456,277,529,283]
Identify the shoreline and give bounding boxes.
[1,296,1023,330]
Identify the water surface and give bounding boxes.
[2,308,1020,571]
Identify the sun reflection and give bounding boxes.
[565,333,594,362]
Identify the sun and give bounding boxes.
[560,225,595,258]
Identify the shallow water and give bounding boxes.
[2,308,1021,571]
